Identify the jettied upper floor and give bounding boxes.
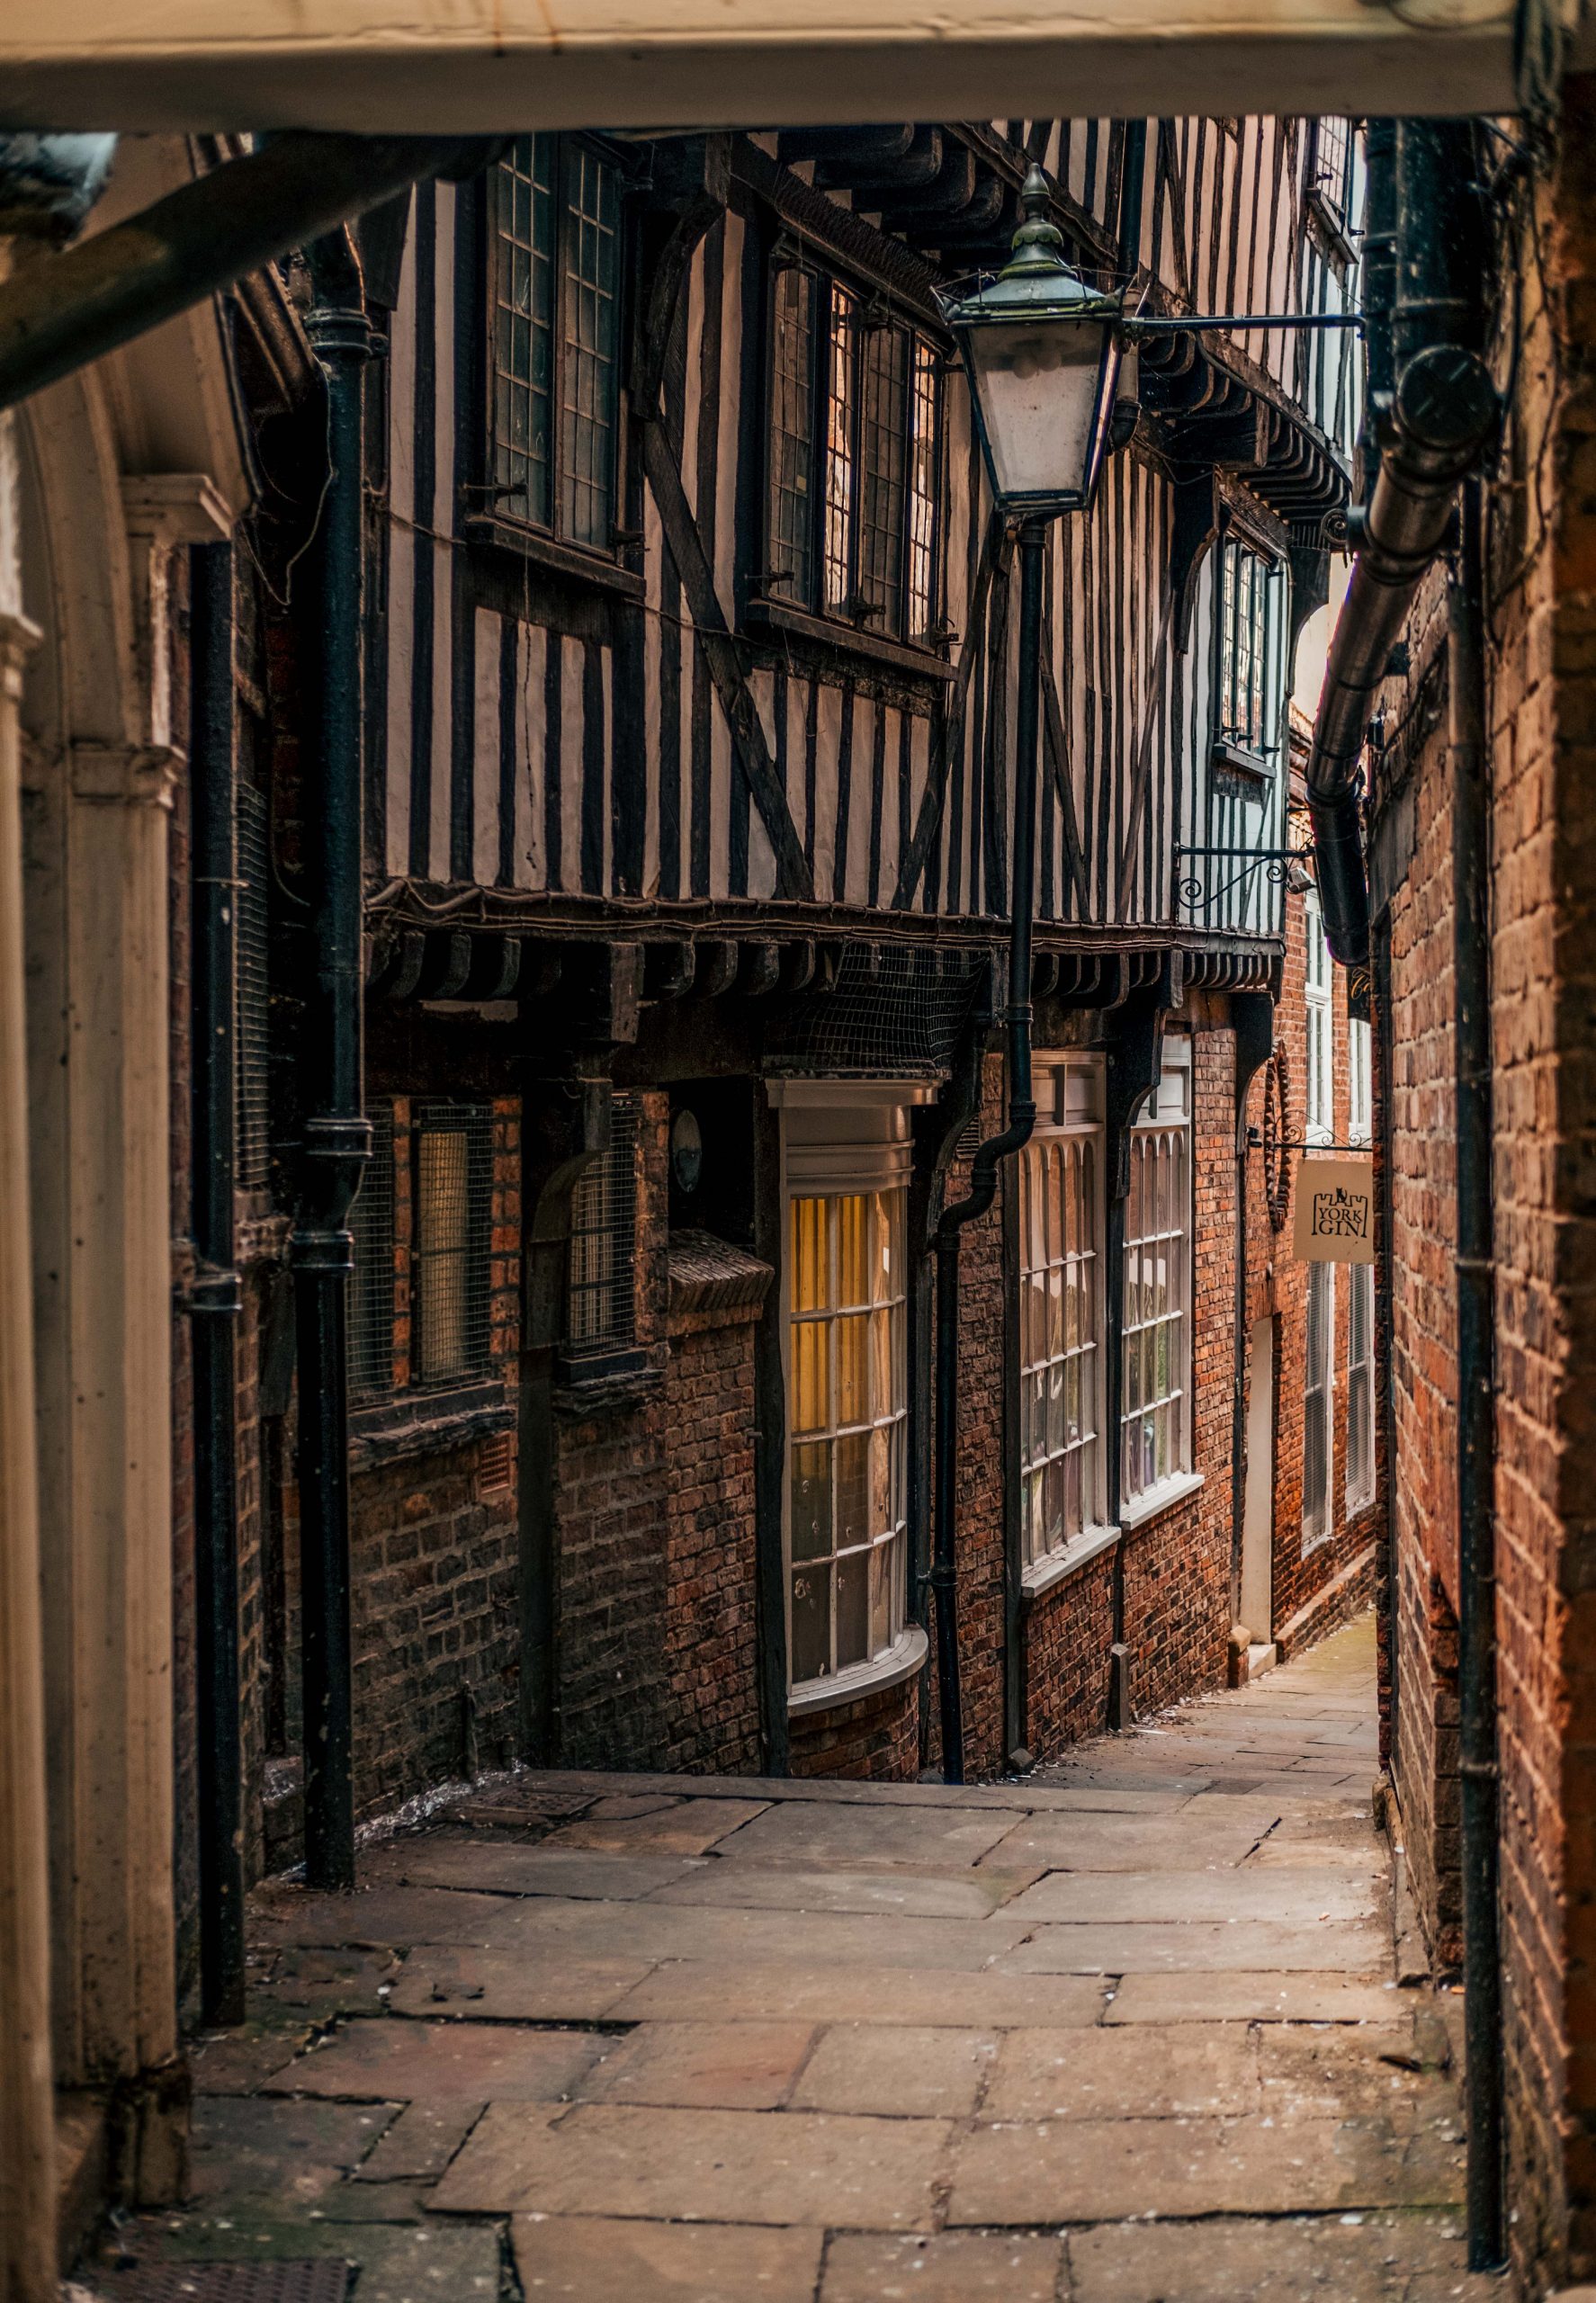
[0,0,1574,133]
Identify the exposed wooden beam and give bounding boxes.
[0,0,1519,133]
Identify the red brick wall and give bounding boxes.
[790,1675,921,1780]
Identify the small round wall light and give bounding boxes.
[671,1108,704,1195]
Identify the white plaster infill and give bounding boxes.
[1118,1467,1206,1533]
[787,1623,929,1719]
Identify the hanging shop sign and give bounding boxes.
[1293,1156,1375,1265]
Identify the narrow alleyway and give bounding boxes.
[82,1617,1493,2301]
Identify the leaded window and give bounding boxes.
[786,1187,909,1689]
[1218,536,1279,760]
[489,135,623,551]
[766,264,942,644]
[1122,1045,1193,1509]
[1019,1062,1107,1573]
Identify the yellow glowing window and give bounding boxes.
[786,1187,908,1688]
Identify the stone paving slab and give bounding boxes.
[264,2016,604,2102]
[607,1957,1107,2029]
[646,1860,1034,1918]
[512,2215,825,2300]
[186,2096,399,2206]
[506,1767,1186,1814]
[982,2023,1261,2120]
[389,1943,657,2021]
[712,1801,1028,1868]
[353,2100,484,2180]
[432,2101,952,2228]
[1004,1861,1376,1926]
[1102,1970,1403,2023]
[546,1797,771,1856]
[946,2110,1462,2225]
[789,2022,999,2117]
[1002,1916,1388,1975]
[978,1808,1275,1873]
[821,2231,1064,2299]
[1066,2213,1493,2301]
[363,1836,698,1901]
[252,1883,528,1950]
[575,2021,819,2110]
[497,1893,1035,1972]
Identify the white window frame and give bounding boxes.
[1018,1057,1114,1591]
[1304,1255,1336,1549]
[1345,1017,1376,1513]
[1305,893,1333,1146]
[1121,1037,1199,1524]
[770,1081,932,1715]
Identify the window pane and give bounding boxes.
[792,1320,829,1436]
[768,268,816,605]
[837,1193,868,1306]
[558,142,621,549]
[566,1095,638,1357]
[791,1565,829,1683]
[859,324,907,633]
[1121,1099,1191,1508]
[907,337,940,640]
[490,136,554,528]
[1304,1258,1335,1544]
[790,1440,832,1562]
[835,1549,870,1669]
[837,1313,869,1425]
[791,1196,828,1313]
[1018,1104,1106,1568]
[823,286,856,614]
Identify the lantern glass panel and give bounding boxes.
[964,318,1119,509]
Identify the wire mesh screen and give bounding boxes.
[765,946,985,1080]
[566,1093,638,1358]
[412,1103,494,1384]
[235,777,272,1191]
[349,1101,397,1396]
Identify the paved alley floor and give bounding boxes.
[82,1614,1500,2301]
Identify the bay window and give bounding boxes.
[776,1084,929,1707]
[766,262,942,645]
[1019,1058,1109,1578]
[1122,1040,1194,1511]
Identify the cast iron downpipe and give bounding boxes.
[0,131,482,415]
[1305,122,1495,970]
[931,517,1043,1783]
[189,538,247,2022]
[1451,475,1503,2273]
[293,226,372,1891]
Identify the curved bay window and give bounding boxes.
[766,261,942,645]
[1122,1041,1194,1512]
[776,1084,927,1707]
[1018,1059,1108,1578]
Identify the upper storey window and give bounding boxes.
[1309,117,1355,234]
[767,264,942,645]
[1216,537,1281,766]
[489,136,623,553]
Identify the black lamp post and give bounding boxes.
[929,167,1124,1781]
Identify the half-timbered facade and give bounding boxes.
[250,112,1371,1818]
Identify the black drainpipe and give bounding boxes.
[292,227,373,1892]
[188,538,246,2021]
[931,515,1043,1784]
[1451,474,1503,2273]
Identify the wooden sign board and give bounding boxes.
[1293,1156,1375,1265]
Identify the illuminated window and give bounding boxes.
[566,1094,638,1364]
[489,135,622,551]
[1018,1061,1107,1574]
[1304,1259,1335,1547]
[413,1106,493,1384]
[766,264,941,642]
[1122,1043,1193,1509]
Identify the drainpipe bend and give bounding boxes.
[1306,342,1497,970]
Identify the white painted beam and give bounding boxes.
[0,0,1519,136]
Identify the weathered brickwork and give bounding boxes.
[790,1673,923,1780]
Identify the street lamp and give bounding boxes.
[944,163,1125,518]
[930,165,1123,1782]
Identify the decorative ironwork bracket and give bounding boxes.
[1174,844,1312,910]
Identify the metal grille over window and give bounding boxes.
[1345,1016,1376,1513]
[1121,1049,1192,1508]
[1304,1259,1336,1546]
[489,135,620,550]
[234,777,271,1193]
[765,945,984,1080]
[787,1188,908,1687]
[1019,1118,1104,1569]
[566,1094,638,1359]
[349,1103,397,1397]
[413,1103,494,1384]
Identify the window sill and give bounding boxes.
[788,1622,929,1719]
[1021,1522,1121,1601]
[553,1351,660,1419]
[349,1378,513,1468]
[1209,739,1272,784]
[744,596,955,686]
[464,514,646,602]
[1118,1467,1206,1533]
